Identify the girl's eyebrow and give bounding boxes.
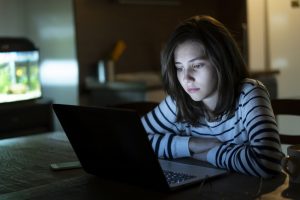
[175,56,206,64]
[189,56,206,62]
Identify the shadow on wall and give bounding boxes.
[43,85,78,131]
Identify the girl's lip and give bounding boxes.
[187,88,200,93]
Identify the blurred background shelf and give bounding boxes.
[83,72,165,107]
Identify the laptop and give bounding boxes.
[52,104,227,191]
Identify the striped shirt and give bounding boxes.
[141,79,283,178]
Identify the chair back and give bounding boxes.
[271,99,300,144]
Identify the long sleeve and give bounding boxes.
[141,96,191,159]
[141,79,283,178]
[206,80,283,178]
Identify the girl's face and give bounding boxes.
[174,40,218,111]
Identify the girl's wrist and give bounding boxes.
[188,137,196,154]
[192,152,208,161]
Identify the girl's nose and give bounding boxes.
[183,69,194,83]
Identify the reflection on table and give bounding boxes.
[0,131,299,200]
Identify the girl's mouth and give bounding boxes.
[187,88,200,93]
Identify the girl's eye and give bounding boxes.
[175,66,183,72]
[192,63,205,69]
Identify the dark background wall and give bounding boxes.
[73,0,246,100]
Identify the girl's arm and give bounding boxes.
[206,81,283,178]
[141,96,192,159]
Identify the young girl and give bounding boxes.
[141,15,283,178]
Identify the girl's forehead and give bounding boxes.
[174,40,208,58]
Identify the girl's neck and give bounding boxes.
[202,90,219,113]
[205,110,218,122]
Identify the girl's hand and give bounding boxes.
[188,137,221,154]
[188,137,221,162]
[192,151,208,161]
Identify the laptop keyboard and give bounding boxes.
[163,170,196,184]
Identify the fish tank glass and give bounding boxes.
[0,38,42,104]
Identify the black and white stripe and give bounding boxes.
[141,79,283,177]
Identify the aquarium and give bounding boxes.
[0,50,42,104]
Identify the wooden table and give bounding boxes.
[0,131,299,200]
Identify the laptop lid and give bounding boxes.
[52,104,226,191]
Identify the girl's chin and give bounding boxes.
[189,95,202,102]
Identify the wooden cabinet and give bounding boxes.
[0,99,53,138]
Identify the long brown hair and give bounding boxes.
[161,15,248,126]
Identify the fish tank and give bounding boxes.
[0,38,42,104]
